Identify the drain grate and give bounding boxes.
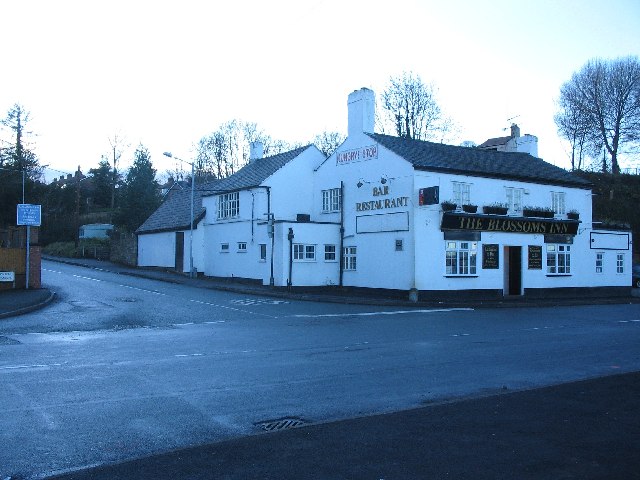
[255,417,307,432]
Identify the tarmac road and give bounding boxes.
[2,257,639,479]
[47,371,640,480]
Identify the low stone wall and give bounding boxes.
[110,232,137,266]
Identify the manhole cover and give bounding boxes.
[255,417,307,432]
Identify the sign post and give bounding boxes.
[17,204,41,290]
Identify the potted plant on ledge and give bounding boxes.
[523,206,555,218]
[482,203,508,215]
[441,200,457,212]
[567,210,580,220]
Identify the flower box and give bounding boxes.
[462,204,478,214]
[567,211,580,220]
[523,208,555,218]
[441,201,457,212]
[482,205,508,215]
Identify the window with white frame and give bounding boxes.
[217,192,239,219]
[445,241,477,275]
[505,187,524,214]
[324,244,336,261]
[259,244,267,261]
[617,253,625,273]
[343,246,357,271]
[322,188,342,213]
[546,244,571,274]
[293,243,315,261]
[595,252,604,273]
[452,182,470,206]
[237,242,247,252]
[552,191,566,215]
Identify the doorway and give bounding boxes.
[504,246,522,296]
[175,232,184,272]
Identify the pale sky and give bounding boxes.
[1,0,639,181]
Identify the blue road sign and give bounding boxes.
[17,204,42,226]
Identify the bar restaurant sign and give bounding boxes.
[441,213,578,235]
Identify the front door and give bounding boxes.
[505,246,522,296]
[175,232,184,272]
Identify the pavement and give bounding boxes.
[2,256,640,479]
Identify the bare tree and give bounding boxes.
[107,133,127,210]
[381,72,452,141]
[312,131,346,156]
[554,89,595,171]
[195,120,299,180]
[556,56,640,174]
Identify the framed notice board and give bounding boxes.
[482,244,499,269]
[528,245,542,269]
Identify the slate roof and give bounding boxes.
[368,133,591,189]
[203,145,313,196]
[477,135,511,149]
[136,181,219,235]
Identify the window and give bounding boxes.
[547,244,571,274]
[217,192,239,219]
[395,239,403,251]
[237,242,247,252]
[324,244,336,261]
[343,246,357,271]
[505,187,524,214]
[220,243,229,252]
[445,241,477,275]
[322,188,342,213]
[595,252,604,273]
[617,253,625,274]
[259,244,267,261]
[293,244,316,261]
[552,192,566,215]
[452,182,470,206]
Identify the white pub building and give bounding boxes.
[137,88,632,301]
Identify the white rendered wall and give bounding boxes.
[201,146,327,284]
[314,132,416,290]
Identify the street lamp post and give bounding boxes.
[163,152,195,279]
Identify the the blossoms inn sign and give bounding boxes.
[441,213,579,235]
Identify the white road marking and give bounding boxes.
[0,362,64,371]
[291,308,473,318]
[189,299,276,318]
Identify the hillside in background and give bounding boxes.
[577,172,640,259]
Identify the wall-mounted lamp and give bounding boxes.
[357,180,364,188]
[380,176,387,184]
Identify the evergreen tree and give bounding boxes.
[89,158,115,209]
[114,145,160,232]
[0,103,42,226]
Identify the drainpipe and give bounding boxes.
[255,186,274,286]
[339,181,344,287]
[267,187,274,286]
[287,227,294,290]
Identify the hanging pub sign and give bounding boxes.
[441,212,578,236]
[482,244,499,269]
[528,245,543,269]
